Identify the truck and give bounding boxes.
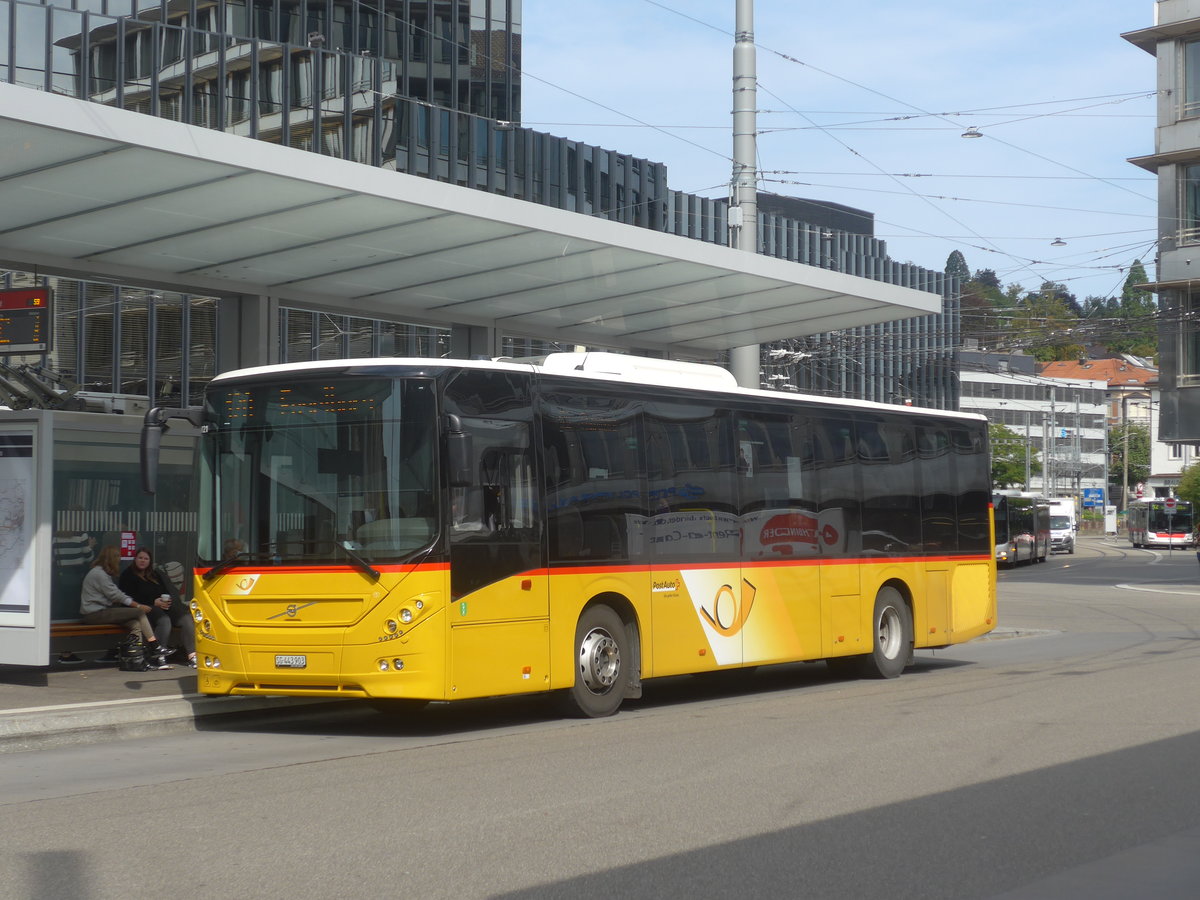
[1046,497,1077,554]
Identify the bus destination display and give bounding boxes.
[0,289,51,354]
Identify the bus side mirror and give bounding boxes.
[141,406,204,494]
[140,417,165,495]
[445,415,473,487]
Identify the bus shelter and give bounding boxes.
[0,84,942,665]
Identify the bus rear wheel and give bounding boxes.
[864,586,912,679]
[565,605,629,718]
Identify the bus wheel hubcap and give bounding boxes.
[879,607,901,659]
[579,628,620,693]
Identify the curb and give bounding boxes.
[0,694,345,754]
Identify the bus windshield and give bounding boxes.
[197,376,438,566]
[1147,504,1193,532]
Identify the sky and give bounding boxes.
[520,0,1158,302]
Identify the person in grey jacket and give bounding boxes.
[80,545,168,668]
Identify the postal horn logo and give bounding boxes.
[699,578,757,637]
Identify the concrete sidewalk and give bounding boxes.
[0,656,341,753]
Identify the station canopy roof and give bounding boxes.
[0,85,940,356]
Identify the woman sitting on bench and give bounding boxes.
[119,547,196,669]
[79,546,169,670]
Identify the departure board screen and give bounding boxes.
[0,289,51,354]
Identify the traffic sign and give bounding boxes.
[1166,497,1177,512]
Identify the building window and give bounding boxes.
[1171,443,1184,460]
[1185,40,1200,118]
[1184,292,1200,380]
[1182,165,1200,245]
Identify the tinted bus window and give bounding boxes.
[644,399,737,563]
[953,425,991,553]
[540,390,645,564]
[916,421,957,554]
[857,415,920,556]
[736,410,819,561]
[445,370,540,598]
[812,414,861,559]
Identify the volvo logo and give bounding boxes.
[268,601,317,620]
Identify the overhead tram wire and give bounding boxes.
[752,84,1053,290]
[755,176,1157,220]
[639,0,1157,285]
[366,0,1152,296]
[638,0,1045,277]
[756,91,1157,133]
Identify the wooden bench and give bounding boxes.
[50,621,129,663]
[50,622,126,638]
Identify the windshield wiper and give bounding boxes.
[201,551,267,583]
[338,542,380,582]
[249,538,381,582]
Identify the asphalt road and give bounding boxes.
[4,535,1200,899]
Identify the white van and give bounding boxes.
[1046,498,1076,554]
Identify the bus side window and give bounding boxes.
[812,415,860,558]
[444,371,540,598]
[540,390,645,563]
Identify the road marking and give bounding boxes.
[1116,582,1200,597]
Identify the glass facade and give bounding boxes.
[2,0,957,410]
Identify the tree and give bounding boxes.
[945,250,970,283]
[1011,286,1084,361]
[1109,422,1151,505]
[990,423,1040,489]
[1178,460,1200,509]
[952,256,1015,349]
[973,268,1001,290]
[1110,259,1158,358]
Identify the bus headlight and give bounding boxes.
[385,619,398,634]
[400,608,414,624]
[191,601,203,622]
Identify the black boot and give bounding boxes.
[147,642,170,669]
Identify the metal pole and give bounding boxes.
[1080,388,1089,501]
[1047,385,1056,496]
[729,0,760,389]
[1122,393,1130,513]
[1024,410,1031,489]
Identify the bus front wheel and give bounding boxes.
[566,605,629,718]
[865,586,912,679]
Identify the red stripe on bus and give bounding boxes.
[197,562,450,576]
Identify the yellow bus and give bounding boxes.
[142,352,996,717]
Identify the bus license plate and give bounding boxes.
[275,654,307,669]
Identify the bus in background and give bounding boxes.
[141,353,997,717]
[1127,498,1195,549]
[993,491,1050,567]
